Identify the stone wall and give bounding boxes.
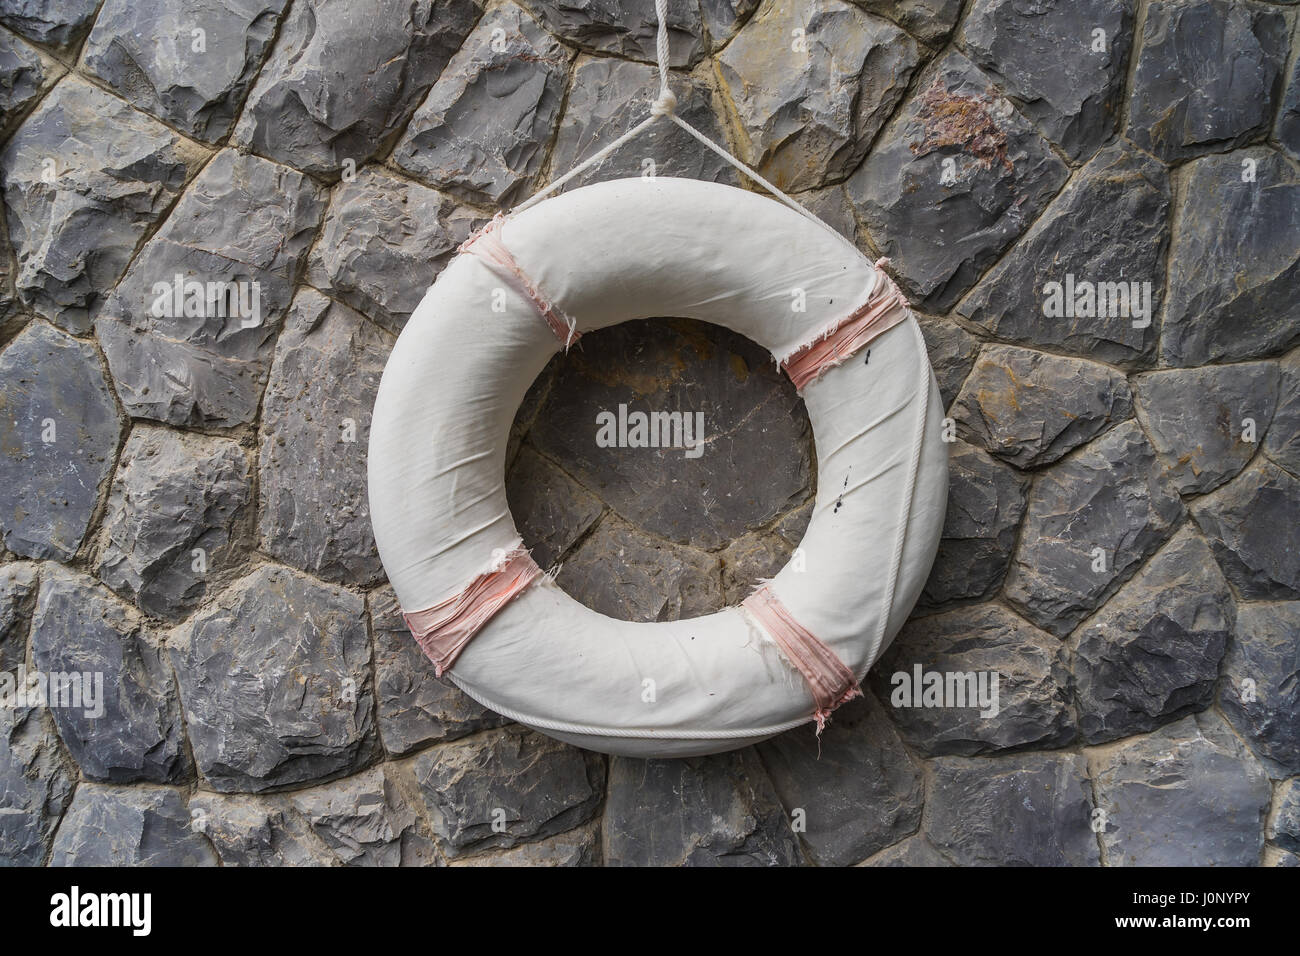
[0,0,1297,866]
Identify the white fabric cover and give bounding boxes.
[368,177,947,757]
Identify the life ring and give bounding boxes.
[368,176,947,757]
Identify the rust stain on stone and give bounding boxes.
[909,77,1012,174]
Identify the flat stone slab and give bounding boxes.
[31,566,190,784]
[717,0,921,193]
[50,784,217,866]
[847,51,1069,310]
[234,0,479,177]
[757,695,923,866]
[1004,420,1183,637]
[1089,713,1270,866]
[604,748,804,866]
[1159,147,1300,366]
[1073,527,1233,744]
[0,321,121,560]
[411,725,604,858]
[925,751,1101,866]
[169,564,378,793]
[392,3,571,205]
[1126,0,1287,162]
[0,77,205,333]
[370,585,510,757]
[874,602,1074,756]
[258,289,393,586]
[95,426,252,620]
[957,143,1169,366]
[81,0,288,142]
[96,149,326,427]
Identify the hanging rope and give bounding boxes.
[511,2,864,260]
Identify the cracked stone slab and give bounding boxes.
[720,528,800,605]
[1090,712,1270,866]
[916,315,979,409]
[392,3,570,205]
[412,725,604,858]
[757,695,923,866]
[259,289,392,586]
[961,0,1134,159]
[306,167,482,335]
[529,318,810,550]
[861,833,953,866]
[1265,349,1300,474]
[505,445,604,570]
[81,0,289,142]
[1005,420,1183,637]
[847,51,1070,311]
[873,603,1074,756]
[234,0,480,177]
[450,821,599,866]
[716,0,921,193]
[0,321,121,561]
[925,751,1100,866]
[1269,779,1300,853]
[556,517,723,621]
[1073,527,1233,745]
[288,765,439,866]
[699,0,760,47]
[0,0,99,47]
[920,440,1028,609]
[50,785,217,866]
[190,792,335,866]
[1126,0,1288,162]
[31,566,190,784]
[170,564,378,793]
[524,0,705,66]
[95,426,252,621]
[0,27,59,134]
[957,142,1170,367]
[1134,362,1280,496]
[1218,600,1300,778]
[97,148,326,427]
[853,0,962,45]
[0,561,36,676]
[0,704,74,866]
[952,344,1133,469]
[604,748,804,866]
[547,56,739,191]
[0,77,207,333]
[1190,460,1300,600]
[1160,147,1300,366]
[370,585,509,757]
[1278,45,1300,160]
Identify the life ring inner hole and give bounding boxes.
[504,316,816,623]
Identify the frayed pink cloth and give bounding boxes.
[403,549,542,677]
[459,214,580,347]
[742,585,862,732]
[781,259,909,391]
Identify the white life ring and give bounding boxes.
[368,177,947,757]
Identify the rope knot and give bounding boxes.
[651,88,677,116]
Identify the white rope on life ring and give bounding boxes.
[367,175,948,757]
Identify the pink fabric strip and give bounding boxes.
[459,214,580,347]
[781,259,910,391]
[403,549,542,677]
[741,585,862,732]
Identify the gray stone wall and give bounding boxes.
[0,0,1297,866]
